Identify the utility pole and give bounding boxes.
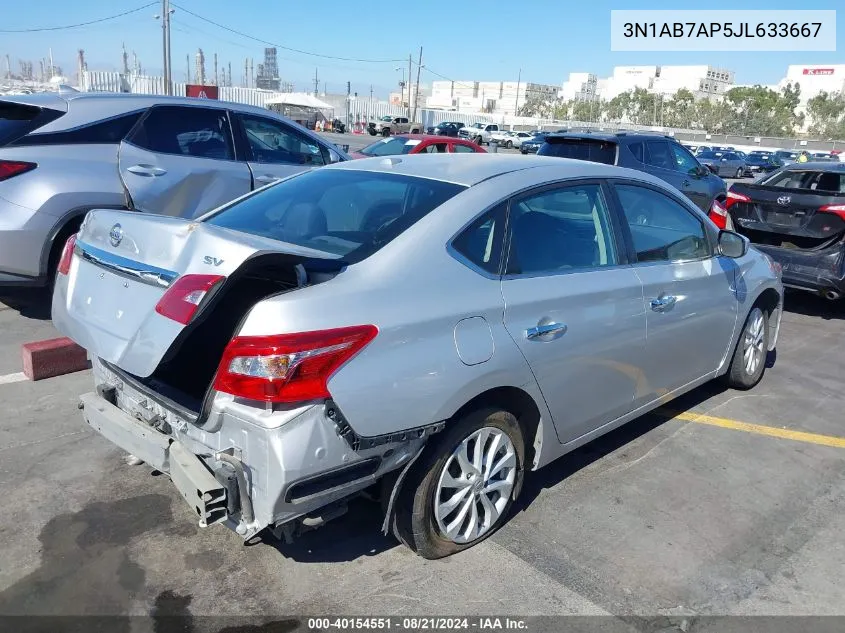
[313,67,319,97]
[213,53,218,85]
[411,46,423,123]
[158,0,173,95]
[186,54,190,83]
[408,54,412,119]
[346,80,351,130]
[514,68,521,116]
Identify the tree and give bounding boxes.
[570,99,601,122]
[663,88,696,129]
[807,91,845,139]
[604,92,631,122]
[721,84,803,137]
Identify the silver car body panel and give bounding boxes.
[53,154,782,536]
[0,93,348,282]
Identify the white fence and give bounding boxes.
[79,71,703,136]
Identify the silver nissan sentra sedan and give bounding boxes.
[52,154,783,559]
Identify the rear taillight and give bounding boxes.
[56,234,77,276]
[214,325,378,403]
[0,160,37,181]
[725,190,750,210]
[819,203,845,221]
[708,198,729,229]
[154,274,224,325]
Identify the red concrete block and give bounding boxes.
[21,337,89,381]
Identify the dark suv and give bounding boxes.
[537,132,727,212]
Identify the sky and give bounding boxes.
[2,0,843,97]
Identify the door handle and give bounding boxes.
[126,164,167,177]
[255,174,280,183]
[650,295,677,312]
[682,179,691,187]
[525,321,567,340]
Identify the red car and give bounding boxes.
[351,134,486,159]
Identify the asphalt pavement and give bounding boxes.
[1,284,844,629]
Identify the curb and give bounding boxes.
[21,337,89,381]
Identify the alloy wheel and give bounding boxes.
[743,308,765,376]
[434,427,516,544]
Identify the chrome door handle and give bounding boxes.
[650,295,677,312]
[525,322,567,340]
[127,164,167,177]
[255,175,279,185]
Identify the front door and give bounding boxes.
[611,181,738,402]
[669,142,712,211]
[233,113,327,188]
[118,105,252,218]
[500,182,647,444]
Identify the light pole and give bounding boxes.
[154,0,174,95]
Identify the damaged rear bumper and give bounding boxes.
[754,242,845,296]
[80,359,427,540]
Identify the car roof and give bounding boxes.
[396,134,472,142]
[324,152,654,186]
[783,162,845,171]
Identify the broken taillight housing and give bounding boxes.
[819,203,845,222]
[708,198,729,230]
[214,325,378,403]
[154,274,225,325]
[56,234,77,276]
[0,160,36,181]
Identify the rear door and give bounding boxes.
[610,181,738,400]
[118,105,251,218]
[232,112,327,188]
[636,139,688,194]
[500,181,646,444]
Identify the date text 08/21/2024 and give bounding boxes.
[307,617,529,630]
[622,22,823,39]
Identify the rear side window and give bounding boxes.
[0,101,63,147]
[127,106,234,160]
[643,140,676,170]
[11,111,144,147]
[538,138,617,165]
[206,169,465,263]
[761,170,845,192]
[451,204,506,274]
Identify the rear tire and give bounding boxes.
[724,306,768,389]
[394,408,525,559]
[382,128,391,137]
[411,128,419,134]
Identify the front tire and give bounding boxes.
[735,167,743,179]
[724,306,768,389]
[395,408,525,559]
[505,140,513,149]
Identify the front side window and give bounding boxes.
[238,114,324,166]
[127,106,234,160]
[422,142,448,153]
[359,137,419,157]
[206,169,465,263]
[452,143,477,153]
[670,143,701,174]
[506,184,617,275]
[614,184,710,263]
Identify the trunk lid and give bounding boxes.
[52,208,340,378]
[728,179,845,249]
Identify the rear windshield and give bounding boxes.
[538,138,616,165]
[206,169,466,263]
[0,101,62,147]
[760,169,845,193]
[359,137,420,157]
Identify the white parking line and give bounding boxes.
[0,372,28,385]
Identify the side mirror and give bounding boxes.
[718,230,748,258]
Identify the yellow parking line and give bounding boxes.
[659,409,845,449]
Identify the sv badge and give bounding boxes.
[203,256,224,266]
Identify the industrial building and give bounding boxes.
[425,80,559,115]
[564,65,736,102]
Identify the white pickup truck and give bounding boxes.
[458,122,499,145]
[368,115,422,137]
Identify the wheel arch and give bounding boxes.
[39,204,130,278]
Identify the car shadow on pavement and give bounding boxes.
[782,289,844,320]
[0,287,52,320]
[513,380,729,516]
[251,497,398,563]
